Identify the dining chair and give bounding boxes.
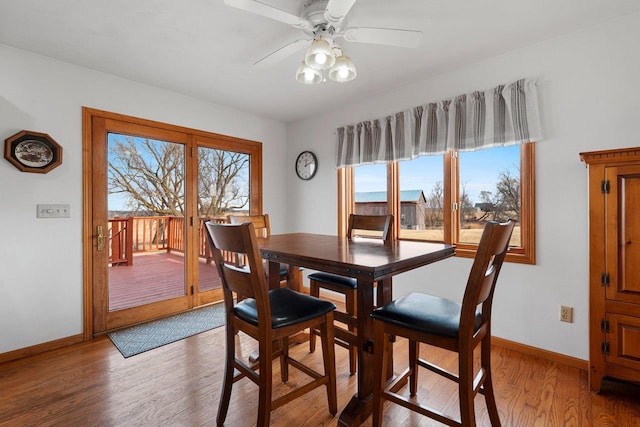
[370,220,514,426]
[308,213,393,375]
[227,213,291,284]
[205,221,338,427]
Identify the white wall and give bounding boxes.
[286,12,640,360]
[0,45,288,354]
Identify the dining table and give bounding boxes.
[258,233,455,427]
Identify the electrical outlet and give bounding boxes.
[560,305,573,323]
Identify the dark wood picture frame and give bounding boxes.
[4,130,62,173]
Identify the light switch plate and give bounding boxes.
[37,204,71,218]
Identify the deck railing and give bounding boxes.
[109,217,133,266]
[108,216,226,266]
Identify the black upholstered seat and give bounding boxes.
[235,287,336,329]
[371,292,482,339]
[307,272,356,289]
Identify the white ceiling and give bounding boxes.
[1,0,639,123]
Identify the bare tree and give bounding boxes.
[197,148,249,217]
[459,182,475,223]
[108,136,249,217]
[495,169,520,218]
[476,169,520,222]
[425,181,444,228]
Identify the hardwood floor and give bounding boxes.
[1,326,639,426]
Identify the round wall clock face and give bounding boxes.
[295,151,318,180]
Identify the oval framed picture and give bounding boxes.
[4,130,62,173]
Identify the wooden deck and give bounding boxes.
[109,252,222,311]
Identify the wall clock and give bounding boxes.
[295,150,318,180]
[4,130,63,173]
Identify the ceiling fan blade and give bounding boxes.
[224,0,312,30]
[253,38,310,68]
[324,0,357,26]
[342,27,423,48]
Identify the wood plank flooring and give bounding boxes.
[1,325,639,426]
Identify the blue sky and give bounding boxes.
[355,145,519,203]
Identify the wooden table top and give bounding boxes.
[259,232,455,282]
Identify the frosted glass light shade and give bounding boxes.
[295,61,323,84]
[304,37,335,70]
[328,55,357,82]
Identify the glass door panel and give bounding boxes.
[197,146,250,294]
[107,133,187,311]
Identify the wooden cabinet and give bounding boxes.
[581,147,640,391]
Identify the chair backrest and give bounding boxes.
[205,221,270,318]
[460,220,515,338]
[228,214,271,238]
[348,214,393,241]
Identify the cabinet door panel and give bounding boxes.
[606,166,640,304]
[608,313,640,371]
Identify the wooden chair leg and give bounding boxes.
[409,340,418,396]
[257,338,273,427]
[216,325,236,427]
[348,345,357,376]
[320,314,338,416]
[309,280,319,353]
[372,320,387,427]
[458,346,476,427]
[280,337,289,383]
[482,336,501,426]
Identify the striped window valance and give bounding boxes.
[335,78,542,168]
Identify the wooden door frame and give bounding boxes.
[82,107,263,339]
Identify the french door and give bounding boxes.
[83,108,262,335]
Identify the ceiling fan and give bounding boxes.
[224,0,423,84]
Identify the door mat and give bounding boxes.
[108,303,225,358]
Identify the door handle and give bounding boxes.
[97,225,104,251]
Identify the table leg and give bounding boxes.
[286,264,301,292]
[267,261,301,291]
[339,277,394,427]
[267,260,281,290]
[377,278,394,378]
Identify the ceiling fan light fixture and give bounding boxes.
[328,54,357,82]
[304,36,335,70]
[223,0,424,86]
[296,61,323,84]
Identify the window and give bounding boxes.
[399,154,445,241]
[339,143,535,264]
[354,163,388,215]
